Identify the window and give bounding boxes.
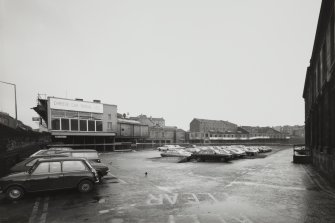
[80,120,87,131]
[107,122,112,130]
[61,118,70,130]
[63,161,87,172]
[33,162,49,174]
[71,119,79,131]
[49,162,61,173]
[108,114,112,120]
[26,159,38,167]
[96,121,103,132]
[52,118,60,130]
[88,120,95,131]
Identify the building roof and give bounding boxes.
[117,118,147,125]
[192,118,237,126]
[240,126,280,134]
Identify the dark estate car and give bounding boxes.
[10,153,109,180]
[0,158,99,200]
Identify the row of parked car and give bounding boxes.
[0,147,109,201]
[158,145,272,162]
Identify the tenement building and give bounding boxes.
[303,0,335,183]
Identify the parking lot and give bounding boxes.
[1,146,335,223]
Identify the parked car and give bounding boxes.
[160,149,192,158]
[156,145,177,151]
[225,147,246,158]
[0,158,99,200]
[258,146,272,153]
[17,150,109,180]
[243,147,259,156]
[30,147,73,157]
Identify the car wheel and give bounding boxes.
[97,173,103,183]
[6,186,24,201]
[78,180,93,193]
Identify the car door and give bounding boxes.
[26,162,50,192]
[47,162,63,190]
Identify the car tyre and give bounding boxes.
[6,186,24,201]
[78,180,93,193]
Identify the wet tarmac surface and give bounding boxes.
[1,146,335,223]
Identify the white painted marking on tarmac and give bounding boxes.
[99,210,110,214]
[28,197,41,223]
[184,193,200,204]
[168,215,175,223]
[229,181,306,191]
[118,178,128,184]
[98,198,106,204]
[206,193,218,202]
[39,196,49,223]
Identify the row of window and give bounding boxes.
[305,10,335,111]
[33,161,87,174]
[51,118,103,132]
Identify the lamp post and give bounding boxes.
[0,81,17,122]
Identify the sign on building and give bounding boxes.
[50,98,103,113]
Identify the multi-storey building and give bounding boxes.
[303,0,335,183]
[33,96,149,150]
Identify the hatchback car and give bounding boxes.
[0,158,99,200]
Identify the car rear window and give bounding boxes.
[62,161,87,172]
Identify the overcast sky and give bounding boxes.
[0,0,321,130]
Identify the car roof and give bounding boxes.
[36,157,87,162]
[31,154,69,158]
[48,147,73,150]
[57,149,97,153]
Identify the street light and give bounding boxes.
[0,80,17,122]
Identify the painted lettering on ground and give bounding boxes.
[146,193,218,206]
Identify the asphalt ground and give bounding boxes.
[1,146,335,223]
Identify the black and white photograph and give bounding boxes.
[1,0,335,222]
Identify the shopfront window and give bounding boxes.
[61,118,70,130]
[96,121,103,132]
[88,120,95,131]
[80,120,87,131]
[71,119,78,131]
[52,118,60,130]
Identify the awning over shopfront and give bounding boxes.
[51,132,116,137]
